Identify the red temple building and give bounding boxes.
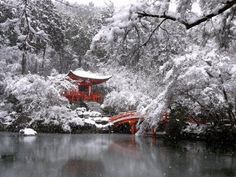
[63,69,112,103]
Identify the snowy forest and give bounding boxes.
[0,0,236,140]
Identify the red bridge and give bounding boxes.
[109,112,144,134]
[108,111,208,135]
[109,112,171,135]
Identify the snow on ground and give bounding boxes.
[40,106,111,132]
[181,122,207,135]
[76,107,102,117]
[76,107,111,128]
[74,107,110,128]
[19,128,37,136]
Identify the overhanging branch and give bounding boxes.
[141,18,167,46]
[137,0,236,29]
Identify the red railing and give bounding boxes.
[63,90,104,103]
[109,111,138,122]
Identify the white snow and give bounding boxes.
[168,0,178,13]
[191,0,202,16]
[70,69,112,80]
[84,119,96,125]
[94,116,110,122]
[19,128,37,136]
[75,107,111,128]
[88,111,102,117]
[69,117,84,126]
[182,122,207,135]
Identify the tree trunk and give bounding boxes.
[78,56,82,68]
[21,52,27,75]
[41,46,46,73]
[59,50,63,73]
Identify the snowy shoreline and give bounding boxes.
[1,121,236,146]
[0,106,112,134]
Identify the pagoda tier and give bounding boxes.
[64,70,112,103]
[67,70,112,85]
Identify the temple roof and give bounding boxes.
[67,69,112,85]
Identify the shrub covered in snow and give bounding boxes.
[0,73,85,132]
[5,73,74,110]
[181,123,208,135]
[98,46,236,135]
[101,67,152,114]
[0,72,111,133]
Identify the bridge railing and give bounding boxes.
[109,111,139,122]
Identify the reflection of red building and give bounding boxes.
[62,159,105,177]
[109,136,141,159]
[64,70,112,103]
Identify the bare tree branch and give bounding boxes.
[160,26,171,35]
[137,0,236,30]
[141,19,167,46]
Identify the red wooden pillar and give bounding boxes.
[130,122,137,134]
[152,127,157,136]
[88,85,92,96]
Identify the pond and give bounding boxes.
[0,133,235,177]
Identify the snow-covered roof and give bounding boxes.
[72,70,112,80]
[67,69,112,84]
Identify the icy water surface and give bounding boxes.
[0,133,236,177]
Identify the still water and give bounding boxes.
[0,133,235,177]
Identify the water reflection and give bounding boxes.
[62,159,105,177]
[0,133,235,177]
[19,136,37,144]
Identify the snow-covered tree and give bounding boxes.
[90,0,236,134]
